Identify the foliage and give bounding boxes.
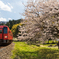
[6,19,22,29]
[11,23,23,37]
[11,42,59,59]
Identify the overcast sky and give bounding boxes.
[0,0,27,21]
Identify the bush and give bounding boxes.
[11,23,23,37]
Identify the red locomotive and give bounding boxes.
[0,25,13,44]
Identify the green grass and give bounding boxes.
[42,44,57,46]
[45,40,58,44]
[11,42,59,59]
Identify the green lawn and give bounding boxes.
[11,42,59,59]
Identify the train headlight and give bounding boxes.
[5,36,8,38]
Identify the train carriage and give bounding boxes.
[0,25,13,44]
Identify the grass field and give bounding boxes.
[11,42,59,59]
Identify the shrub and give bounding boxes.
[11,23,23,37]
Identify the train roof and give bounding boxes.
[0,25,8,28]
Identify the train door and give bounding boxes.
[3,27,8,40]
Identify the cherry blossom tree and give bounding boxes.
[22,0,59,43]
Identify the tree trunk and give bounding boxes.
[58,46,59,49]
[48,39,49,44]
[57,41,59,49]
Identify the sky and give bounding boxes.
[0,0,27,21]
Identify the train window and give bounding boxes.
[3,27,7,34]
[0,30,2,33]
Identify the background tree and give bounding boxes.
[6,19,22,29]
[11,23,23,37]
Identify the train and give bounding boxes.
[0,25,13,45]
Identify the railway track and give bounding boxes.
[0,43,12,50]
[0,45,7,50]
[0,46,5,49]
[0,43,14,59]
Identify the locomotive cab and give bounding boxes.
[0,25,13,44]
